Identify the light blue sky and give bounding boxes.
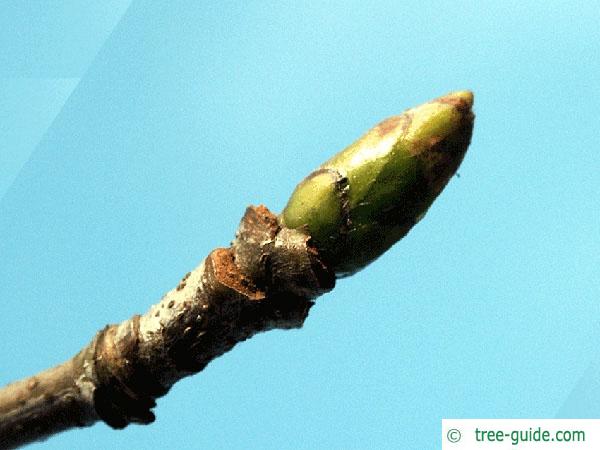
[1,1,599,448]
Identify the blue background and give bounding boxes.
[1,1,598,448]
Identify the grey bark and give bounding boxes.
[0,205,334,449]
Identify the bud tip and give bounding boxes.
[437,90,474,110]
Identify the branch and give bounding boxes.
[0,91,474,449]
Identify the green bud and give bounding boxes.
[281,91,475,277]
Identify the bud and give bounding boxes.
[281,91,475,277]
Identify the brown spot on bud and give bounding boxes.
[377,116,402,136]
[376,114,411,137]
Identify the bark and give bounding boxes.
[0,205,334,449]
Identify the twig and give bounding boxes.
[0,91,474,449]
